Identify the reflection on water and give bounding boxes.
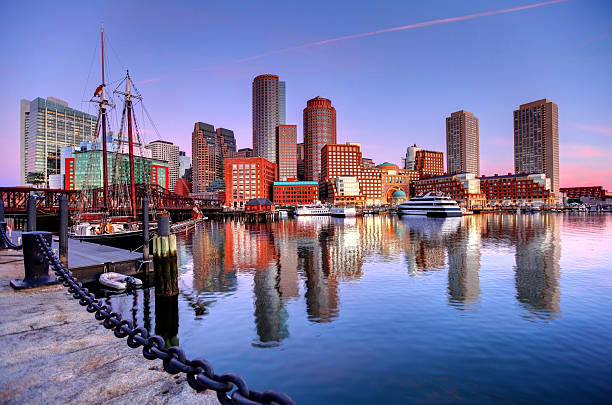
[103,213,612,405]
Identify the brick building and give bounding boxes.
[224,157,277,208]
[273,180,319,206]
[480,173,554,206]
[404,144,444,178]
[560,186,607,199]
[412,172,486,208]
[276,125,297,181]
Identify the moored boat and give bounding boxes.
[330,206,357,218]
[99,272,143,290]
[295,205,330,216]
[397,192,462,217]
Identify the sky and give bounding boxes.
[1,0,611,189]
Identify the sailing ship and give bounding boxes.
[69,27,176,250]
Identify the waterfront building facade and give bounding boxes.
[304,96,337,181]
[224,157,277,208]
[65,149,168,190]
[253,74,285,163]
[273,180,319,206]
[480,173,554,206]
[514,99,559,196]
[235,148,253,158]
[405,144,444,178]
[21,97,98,186]
[145,140,179,191]
[446,110,480,177]
[192,122,236,193]
[560,186,608,199]
[412,172,486,208]
[276,125,297,181]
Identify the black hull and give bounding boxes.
[70,230,151,251]
[426,211,462,218]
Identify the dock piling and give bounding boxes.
[26,195,37,232]
[142,197,150,262]
[10,231,58,290]
[59,195,68,267]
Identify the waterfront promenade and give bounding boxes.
[0,249,219,405]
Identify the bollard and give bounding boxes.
[59,195,68,267]
[27,196,37,232]
[10,232,59,290]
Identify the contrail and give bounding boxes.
[236,0,570,62]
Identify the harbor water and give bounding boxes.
[104,213,612,404]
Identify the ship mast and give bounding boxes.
[100,26,110,213]
[125,72,137,219]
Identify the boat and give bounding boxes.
[397,192,462,217]
[295,204,330,216]
[99,272,143,290]
[330,206,357,218]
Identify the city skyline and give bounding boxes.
[1,0,611,188]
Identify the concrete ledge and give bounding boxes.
[0,251,219,405]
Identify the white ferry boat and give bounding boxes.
[330,206,357,218]
[397,192,462,217]
[295,205,330,216]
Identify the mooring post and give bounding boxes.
[10,231,59,290]
[26,195,37,232]
[59,195,68,267]
[142,197,149,262]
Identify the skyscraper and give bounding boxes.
[192,122,236,193]
[446,110,480,177]
[513,99,559,196]
[20,97,98,186]
[276,125,297,181]
[145,140,179,191]
[252,74,285,163]
[304,96,337,181]
[296,143,305,180]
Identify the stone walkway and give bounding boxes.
[0,249,219,405]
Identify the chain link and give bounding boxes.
[33,234,295,405]
[0,222,22,250]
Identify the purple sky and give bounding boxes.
[1,0,611,188]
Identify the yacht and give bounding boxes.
[397,192,462,217]
[295,205,330,216]
[330,206,357,218]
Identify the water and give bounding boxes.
[104,213,612,404]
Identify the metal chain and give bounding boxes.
[0,222,22,250]
[34,234,295,405]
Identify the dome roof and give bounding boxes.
[392,189,407,198]
[377,162,396,167]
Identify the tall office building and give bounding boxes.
[252,74,285,163]
[513,99,559,196]
[20,97,98,186]
[178,151,191,179]
[296,143,305,180]
[446,110,480,177]
[279,81,286,125]
[145,140,179,191]
[276,125,297,181]
[192,122,236,193]
[304,96,337,181]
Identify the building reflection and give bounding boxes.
[402,216,458,274]
[447,215,482,309]
[514,214,561,319]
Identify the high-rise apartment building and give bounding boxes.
[404,144,444,178]
[276,125,297,181]
[252,74,285,163]
[304,96,337,181]
[513,99,559,196]
[20,97,98,186]
[446,110,480,177]
[145,140,179,191]
[296,143,305,180]
[192,122,236,193]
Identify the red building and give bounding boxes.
[245,198,275,212]
[273,180,319,206]
[481,173,554,205]
[276,125,297,181]
[413,172,486,208]
[560,186,607,199]
[304,97,337,181]
[415,150,444,178]
[64,158,75,190]
[225,157,277,208]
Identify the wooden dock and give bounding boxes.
[7,231,143,283]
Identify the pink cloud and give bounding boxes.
[570,123,612,137]
[560,165,612,189]
[560,144,608,158]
